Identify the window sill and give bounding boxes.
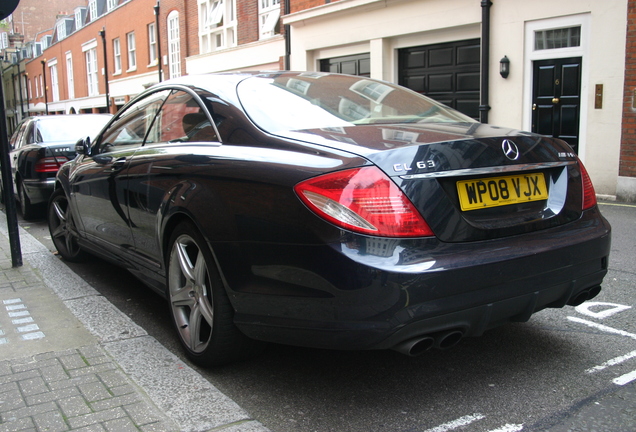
[126,67,137,73]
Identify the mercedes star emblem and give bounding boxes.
[502,139,520,160]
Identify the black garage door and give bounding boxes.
[399,39,480,119]
[320,53,371,77]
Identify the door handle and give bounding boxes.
[552,98,560,104]
[110,157,127,172]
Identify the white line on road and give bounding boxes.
[487,424,524,432]
[567,316,636,340]
[421,414,486,432]
[613,370,636,386]
[586,350,636,373]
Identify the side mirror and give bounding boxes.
[75,136,91,156]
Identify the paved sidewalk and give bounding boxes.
[0,216,269,432]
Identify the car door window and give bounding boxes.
[96,90,170,153]
[24,123,36,145]
[147,90,219,144]
[10,121,29,149]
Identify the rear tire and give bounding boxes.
[48,188,88,262]
[166,221,263,366]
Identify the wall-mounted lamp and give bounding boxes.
[500,55,510,79]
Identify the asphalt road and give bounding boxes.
[4,200,635,432]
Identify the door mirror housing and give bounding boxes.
[75,137,91,156]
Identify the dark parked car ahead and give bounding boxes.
[48,72,611,366]
[4,114,112,219]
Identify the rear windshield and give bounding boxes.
[237,73,475,134]
[35,115,111,142]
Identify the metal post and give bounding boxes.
[0,63,22,267]
[154,1,162,83]
[99,27,110,112]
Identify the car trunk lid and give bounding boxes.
[283,123,585,242]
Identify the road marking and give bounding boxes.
[487,424,524,432]
[567,316,636,340]
[598,202,636,208]
[586,350,636,373]
[613,370,636,386]
[421,414,486,432]
[575,302,632,319]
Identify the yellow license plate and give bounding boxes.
[457,173,548,211]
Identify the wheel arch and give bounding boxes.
[161,210,237,306]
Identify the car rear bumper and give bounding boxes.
[22,178,55,205]
[224,207,611,351]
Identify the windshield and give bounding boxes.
[35,115,111,142]
[237,73,476,134]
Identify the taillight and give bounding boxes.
[35,156,69,173]
[294,166,434,237]
[579,159,597,210]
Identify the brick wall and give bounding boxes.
[9,0,85,40]
[621,0,636,178]
[237,0,259,45]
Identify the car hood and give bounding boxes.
[278,122,574,177]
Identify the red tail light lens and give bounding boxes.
[579,159,597,210]
[35,156,69,173]
[294,166,434,237]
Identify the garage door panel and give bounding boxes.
[399,39,480,119]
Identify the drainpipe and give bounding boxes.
[40,59,48,115]
[17,62,24,118]
[284,0,290,70]
[480,0,492,124]
[99,27,110,113]
[154,1,162,82]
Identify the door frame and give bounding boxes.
[523,13,590,160]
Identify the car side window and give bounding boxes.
[147,90,219,144]
[10,121,29,149]
[24,123,36,145]
[96,90,170,153]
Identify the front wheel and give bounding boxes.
[48,188,88,262]
[166,221,263,366]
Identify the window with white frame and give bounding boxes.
[75,8,85,29]
[107,0,118,11]
[168,11,181,78]
[534,26,581,51]
[86,48,98,96]
[259,0,280,40]
[148,23,157,65]
[198,0,236,53]
[49,62,59,102]
[89,0,97,21]
[39,75,43,98]
[57,22,66,40]
[66,53,74,100]
[127,32,136,70]
[35,76,40,98]
[113,38,121,73]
